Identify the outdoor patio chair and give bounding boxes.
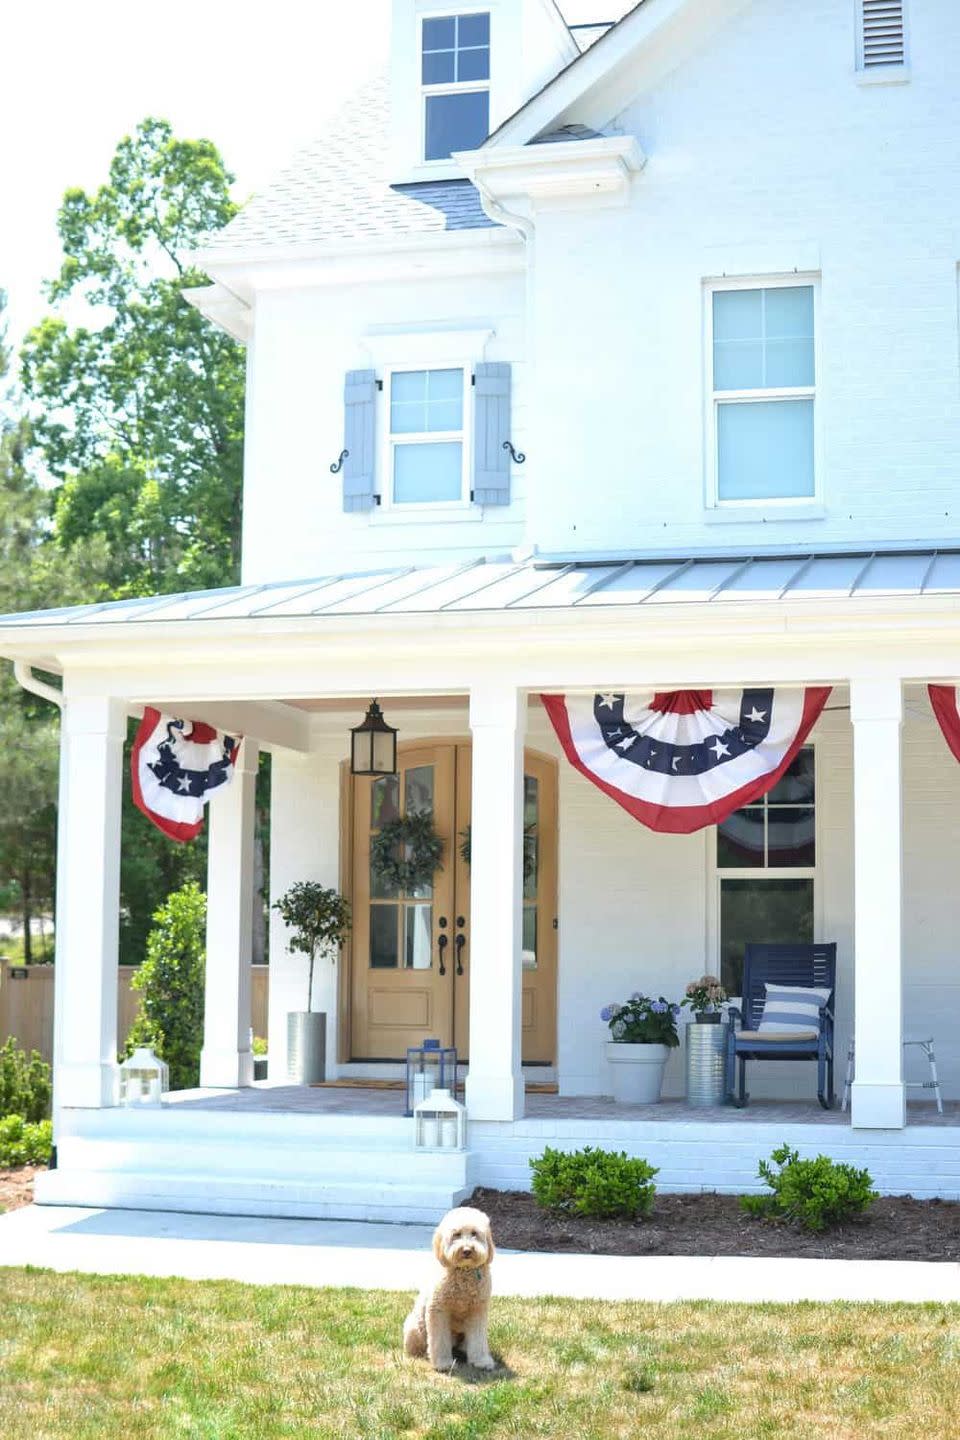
[725,942,837,1110]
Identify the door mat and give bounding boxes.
[311,1079,559,1094]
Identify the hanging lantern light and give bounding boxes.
[350,699,398,777]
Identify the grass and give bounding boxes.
[0,1270,958,1438]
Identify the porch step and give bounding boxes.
[34,1168,470,1224]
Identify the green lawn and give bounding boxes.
[0,1270,958,1439]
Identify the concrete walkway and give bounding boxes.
[1,1205,959,1302]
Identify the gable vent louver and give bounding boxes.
[860,0,906,69]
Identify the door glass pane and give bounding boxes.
[370,905,399,969]
[370,851,400,900]
[767,807,815,867]
[522,906,537,970]
[404,905,433,970]
[371,774,400,827]
[405,765,434,817]
[523,775,539,899]
[717,398,815,500]
[719,878,814,995]
[716,806,765,868]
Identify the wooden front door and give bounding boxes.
[350,741,557,1063]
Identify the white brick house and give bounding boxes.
[6,0,960,1217]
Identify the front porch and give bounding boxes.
[34,1083,960,1224]
[6,552,960,1217]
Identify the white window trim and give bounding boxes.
[419,10,491,166]
[378,362,474,515]
[703,274,823,513]
[705,741,823,997]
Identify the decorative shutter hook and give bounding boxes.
[330,449,349,474]
[502,441,526,464]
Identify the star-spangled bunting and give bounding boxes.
[541,687,831,834]
[929,685,960,766]
[131,707,241,842]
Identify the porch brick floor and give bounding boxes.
[163,1084,956,1125]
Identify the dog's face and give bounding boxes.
[433,1206,495,1271]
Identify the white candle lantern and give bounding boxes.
[119,1046,169,1106]
[413,1087,467,1151]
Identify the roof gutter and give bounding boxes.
[14,661,64,710]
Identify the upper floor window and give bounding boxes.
[388,367,468,504]
[709,282,816,504]
[422,13,490,162]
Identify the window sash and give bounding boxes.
[706,278,819,507]
[420,12,490,163]
[383,366,470,508]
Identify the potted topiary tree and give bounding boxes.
[601,993,681,1103]
[273,882,351,1084]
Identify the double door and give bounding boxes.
[350,741,556,1063]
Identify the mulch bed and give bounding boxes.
[469,1187,960,1262]
[0,1166,41,1214]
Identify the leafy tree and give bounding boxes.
[125,881,206,1090]
[20,118,245,597]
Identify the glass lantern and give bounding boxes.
[414,1088,467,1151]
[350,699,398,777]
[119,1047,169,1106]
[405,1038,459,1116]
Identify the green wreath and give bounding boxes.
[370,813,444,892]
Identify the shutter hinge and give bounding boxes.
[471,373,476,386]
[376,379,383,392]
[375,494,382,506]
[469,490,475,502]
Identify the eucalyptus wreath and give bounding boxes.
[370,813,444,892]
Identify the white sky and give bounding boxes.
[0,1,391,352]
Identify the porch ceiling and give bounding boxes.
[1,549,959,635]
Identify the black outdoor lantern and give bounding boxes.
[350,699,398,777]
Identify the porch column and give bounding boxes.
[200,739,259,1088]
[850,678,905,1129]
[465,684,526,1122]
[54,695,126,1108]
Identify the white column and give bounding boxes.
[54,695,126,1109]
[200,739,259,1088]
[465,684,526,1122]
[850,678,905,1129]
[267,741,343,1077]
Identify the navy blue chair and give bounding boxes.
[725,942,837,1110]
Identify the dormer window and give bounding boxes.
[422,13,490,162]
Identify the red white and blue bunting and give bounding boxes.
[131,707,241,843]
[541,687,832,834]
[929,685,960,765]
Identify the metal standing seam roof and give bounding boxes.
[2,552,960,631]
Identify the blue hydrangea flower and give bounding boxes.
[611,1018,627,1040]
[671,1005,681,1017]
[651,1000,667,1014]
[600,1005,614,1022]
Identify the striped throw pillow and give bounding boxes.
[758,984,831,1034]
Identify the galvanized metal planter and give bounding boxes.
[685,1020,728,1107]
[287,1011,326,1084]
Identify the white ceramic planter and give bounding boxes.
[605,1041,671,1103]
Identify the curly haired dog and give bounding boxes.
[403,1206,496,1371]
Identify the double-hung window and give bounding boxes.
[388,367,467,505]
[709,282,817,504]
[715,747,817,996]
[421,12,490,161]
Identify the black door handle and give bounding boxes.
[454,932,465,976]
[437,932,449,976]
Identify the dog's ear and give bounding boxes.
[432,1223,448,1266]
[483,1222,495,1264]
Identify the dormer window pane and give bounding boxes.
[423,50,456,84]
[425,91,489,161]
[422,17,456,49]
[457,47,490,83]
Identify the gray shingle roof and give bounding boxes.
[2,551,959,633]
[200,75,498,257]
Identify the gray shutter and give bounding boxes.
[342,369,378,513]
[472,362,512,507]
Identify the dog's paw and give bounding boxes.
[471,1353,496,1371]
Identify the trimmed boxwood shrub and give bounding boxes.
[530,1145,658,1220]
[741,1143,877,1232]
[0,1038,51,1122]
[124,881,206,1091]
[0,1114,52,1167]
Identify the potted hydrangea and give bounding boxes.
[681,974,728,1024]
[601,993,681,1103]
